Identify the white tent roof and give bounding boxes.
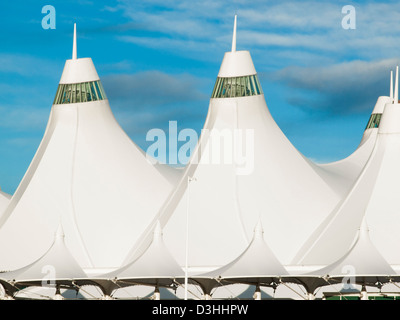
[294,69,400,266]
[191,220,287,296]
[281,218,395,295]
[0,25,180,271]
[308,80,393,197]
[316,95,390,174]
[0,224,87,283]
[91,221,184,296]
[107,221,184,281]
[123,16,343,270]
[314,218,395,278]
[312,129,377,190]
[304,75,393,197]
[200,220,288,279]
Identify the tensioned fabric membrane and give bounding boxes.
[0,23,181,272]
[2,17,400,301]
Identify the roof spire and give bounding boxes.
[231,14,237,52]
[395,66,399,104]
[390,70,393,101]
[72,23,77,60]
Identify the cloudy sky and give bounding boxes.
[0,0,399,194]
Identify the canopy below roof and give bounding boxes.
[111,221,184,280]
[0,224,87,286]
[91,221,184,296]
[192,221,288,295]
[314,218,395,281]
[282,218,397,295]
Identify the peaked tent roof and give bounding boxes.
[110,221,184,281]
[282,218,396,296]
[308,73,394,196]
[91,221,184,297]
[315,218,395,280]
[0,224,87,295]
[205,220,287,278]
[0,25,180,271]
[123,16,343,270]
[311,96,391,194]
[191,220,288,295]
[319,70,393,182]
[293,71,400,266]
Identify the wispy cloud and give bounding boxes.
[116,35,225,62]
[270,58,399,115]
[238,2,341,30]
[102,70,210,146]
[0,105,49,132]
[97,60,134,73]
[102,71,208,107]
[0,54,60,78]
[111,0,400,65]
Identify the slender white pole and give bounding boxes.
[72,23,77,60]
[231,15,237,52]
[390,70,393,102]
[395,66,399,104]
[184,176,196,300]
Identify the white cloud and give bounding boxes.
[0,54,59,78]
[102,71,208,107]
[0,105,49,131]
[117,35,226,62]
[271,58,400,114]
[238,31,339,51]
[112,1,400,65]
[101,70,210,143]
[238,2,341,30]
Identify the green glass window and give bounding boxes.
[53,80,107,105]
[211,74,263,98]
[365,113,382,130]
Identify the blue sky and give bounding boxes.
[0,0,399,194]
